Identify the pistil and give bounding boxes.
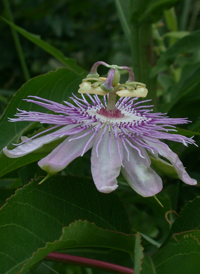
[106,91,117,112]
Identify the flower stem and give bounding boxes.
[106,92,117,111]
[45,252,134,274]
[2,0,30,81]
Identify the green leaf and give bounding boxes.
[21,221,135,274]
[162,62,200,113]
[176,128,200,137]
[131,0,180,24]
[163,31,190,39]
[141,256,156,274]
[0,68,86,173]
[151,30,200,77]
[134,232,144,274]
[0,176,132,274]
[152,231,200,274]
[190,119,200,132]
[140,197,200,274]
[1,17,84,73]
[172,196,200,234]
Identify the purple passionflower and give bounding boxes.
[3,62,197,197]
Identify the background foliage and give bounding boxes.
[0,0,200,273]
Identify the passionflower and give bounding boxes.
[3,62,197,197]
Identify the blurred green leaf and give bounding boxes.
[162,62,200,114]
[131,0,180,24]
[0,176,133,274]
[118,189,172,244]
[151,30,200,77]
[1,17,84,74]
[115,0,131,46]
[163,31,190,39]
[190,119,200,132]
[176,128,200,137]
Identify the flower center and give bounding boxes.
[97,107,124,118]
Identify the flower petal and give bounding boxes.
[39,130,94,174]
[121,144,163,197]
[146,140,197,186]
[91,128,123,193]
[3,125,76,158]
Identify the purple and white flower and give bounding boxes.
[3,62,197,197]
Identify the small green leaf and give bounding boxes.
[134,232,144,274]
[163,31,190,39]
[0,176,132,274]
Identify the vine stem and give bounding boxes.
[2,0,30,81]
[45,252,134,274]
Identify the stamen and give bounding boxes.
[81,123,103,156]
[120,136,130,161]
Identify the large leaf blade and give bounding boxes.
[0,176,132,274]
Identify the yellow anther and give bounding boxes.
[78,81,108,95]
[116,86,148,98]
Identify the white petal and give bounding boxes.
[91,128,123,194]
[146,140,197,186]
[121,144,163,197]
[39,130,94,174]
[3,125,77,158]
